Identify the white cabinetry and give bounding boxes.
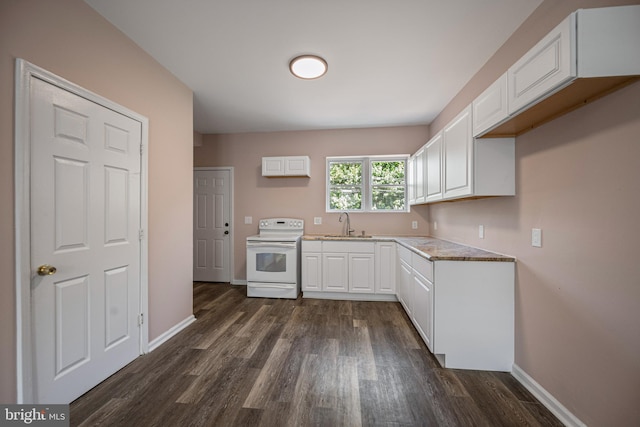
[407,154,416,205]
[425,131,443,203]
[302,240,396,301]
[413,145,426,204]
[443,105,473,199]
[301,241,322,291]
[411,254,434,352]
[472,73,509,137]
[375,242,396,294]
[508,14,576,115]
[262,156,310,177]
[396,246,413,316]
[477,5,640,138]
[396,245,514,372]
[322,243,348,292]
[349,253,375,293]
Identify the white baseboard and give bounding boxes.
[148,315,196,352]
[511,364,586,427]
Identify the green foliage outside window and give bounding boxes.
[328,158,406,212]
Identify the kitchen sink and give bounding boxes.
[322,234,373,238]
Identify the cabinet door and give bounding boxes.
[414,146,426,204]
[349,253,375,293]
[507,13,576,115]
[262,157,285,176]
[443,106,473,199]
[322,253,348,292]
[412,272,434,352]
[284,156,310,176]
[425,132,443,203]
[397,259,413,316]
[472,73,509,137]
[301,252,322,291]
[375,242,396,294]
[407,154,416,205]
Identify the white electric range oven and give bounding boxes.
[246,218,304,299]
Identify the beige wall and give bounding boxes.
[0,0,194,403]
[194,126,431,281]
[428,1,640,425]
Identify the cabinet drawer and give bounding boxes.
[412,253,433,282]
[302,240,322,252]
[323,241,374,253]
[398,245,412,264]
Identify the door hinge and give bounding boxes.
[138,313,144,326]
[139,229,144,240]
[140,143,144,155]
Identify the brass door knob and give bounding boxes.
[37,264,57,276]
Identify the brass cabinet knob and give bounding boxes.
[37,264,57,276]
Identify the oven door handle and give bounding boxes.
[247,242,297,249]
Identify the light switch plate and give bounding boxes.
[244,216,253,225]
[314,217,322,225]
[532,228,542,247]
[479,225,485,239]
[433,221,438,230]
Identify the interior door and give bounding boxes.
[193,169,231,282]
[30,77,142,403]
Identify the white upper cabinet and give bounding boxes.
[472,73,508,137]
[262,156,310,177]
[443,105,473,200]
[425,131,443,203]
[414,145,426,204]
[407,154,417,205]
[477,5,640,138]
[508,13,576,115]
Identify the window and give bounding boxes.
[327,156,408,212]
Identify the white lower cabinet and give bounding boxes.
[411,254,434,352]
[397,245,514,372]
[375,242,396,294]
[301,240,396,300]
[322,252,348,292]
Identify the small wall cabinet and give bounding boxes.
[262,156,310,177]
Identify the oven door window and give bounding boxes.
[256,252,287,273]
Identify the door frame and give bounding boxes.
[194,167,235,284]
[14,59,149,403]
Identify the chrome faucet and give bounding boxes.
[339,212,355,236]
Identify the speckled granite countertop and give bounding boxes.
[302,235,515,262]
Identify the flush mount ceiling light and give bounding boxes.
[289,55,328,79]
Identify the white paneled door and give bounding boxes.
[193,169,231,282]
[30,77,142,403]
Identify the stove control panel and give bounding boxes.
[259,218,304,231]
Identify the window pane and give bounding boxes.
[371,186,405,210]
[330,188,362,210]
[329,161,362,185]
[371,161,405,185]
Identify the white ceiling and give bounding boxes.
[85,0,542,134]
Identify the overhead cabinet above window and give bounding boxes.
[474,5,640,138]
[262,156,310,177]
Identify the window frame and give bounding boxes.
[326,155,409,213]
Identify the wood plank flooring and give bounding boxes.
[71,283,562,426]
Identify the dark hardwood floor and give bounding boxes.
[71,283,562,426]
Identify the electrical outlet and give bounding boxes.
[314,217,322,225]
[411,221,418,230]
[479,225,485,239]
[532,228,542,247]
[244,216,252,225]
